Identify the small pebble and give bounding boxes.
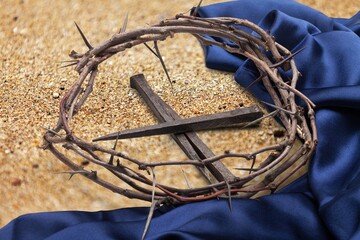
[11,178,22,187]
[53,92,60,99]
[32,164,39,169]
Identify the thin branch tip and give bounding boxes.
[74,21,93,50]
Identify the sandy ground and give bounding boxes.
[0,0,358,228]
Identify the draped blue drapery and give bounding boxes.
[1,1,359,239]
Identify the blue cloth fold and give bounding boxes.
[2,1,359,239]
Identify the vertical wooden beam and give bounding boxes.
[130,74,236,183]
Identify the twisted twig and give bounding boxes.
[43,14,317,204]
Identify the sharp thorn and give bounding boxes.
[154,41,173,87]
[108,131,120,165]
[225,181,232,212]
[180,167,192,189]
[41,126,63,136]
[240,74,264,94]
[260,101,295,115]
[144,42,159,58]
[234,167,259,171]
[141,199,158,240]
[192,0,203,16]
[240,110,279,129]
[249,157,256,175]
[56,170,88,180]
[119,12,129,33]
[270,46,306,68]
[141,167,157,240]
[58,60,78,64]
[59,62,78,69]
[74,21,93,50]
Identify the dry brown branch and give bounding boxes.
[43,13,317,205]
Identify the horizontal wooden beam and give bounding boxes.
[93,105,262,142]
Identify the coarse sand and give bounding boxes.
[0,0,358,227]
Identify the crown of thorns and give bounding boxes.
[43,13,317,206]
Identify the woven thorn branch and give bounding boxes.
[43,13,317,205]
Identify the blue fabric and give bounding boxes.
[2,1,359,239]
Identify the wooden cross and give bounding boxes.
[95,74,263,184]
